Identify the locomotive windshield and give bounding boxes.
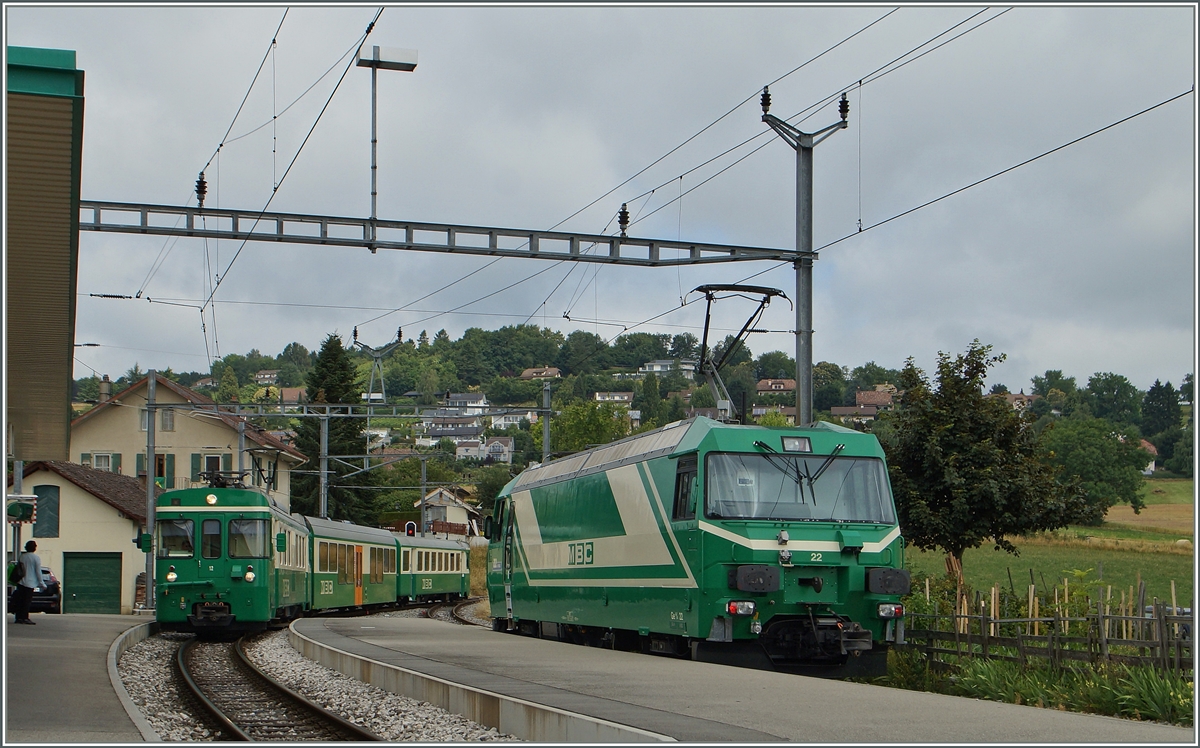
[157,519,195,558]
[228,519,269,558]
[705,453,896,523]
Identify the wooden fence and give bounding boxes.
[902,600,1192,673]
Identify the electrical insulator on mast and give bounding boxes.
[839,92,849,122]
[397,327,403,343]
[761,86,771,115]
[195,172,208,209]
[353,326,358,343]
[618,203,629,238]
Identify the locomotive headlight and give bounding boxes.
[878,603,904,618]
[244,565,256,582]
[166,566,178,583]
[206,494,218,505]
[727,600,756,616]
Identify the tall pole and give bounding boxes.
[419,456,427,537]
[145,371,156,609]
[11,460,23,566]
[370,62,378,246]
[542,381,551,463]
[237,419,245,477]
[762,88,849,426]
[319,416,329,518]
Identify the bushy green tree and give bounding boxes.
[1164,427,1193,476]
[880,341,1085,577]
[556,330,609,375]
[474,464,515,515]
[216,367,240,402]
[1031,370,1076,398]
[539,401,630,455]
[1040,417,1149,524]
[636,372,662,425]
[668,333,699,360]
[754,350,794,381]
[1085,372,1142,427]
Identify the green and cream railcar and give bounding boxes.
[155,487,308,633]
[395,535,470,602]
[485,417,910,675]
[306,516,398,612]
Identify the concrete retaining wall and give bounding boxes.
[287,623,672,742]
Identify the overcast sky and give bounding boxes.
[6,4,1196,393]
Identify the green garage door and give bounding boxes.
[63,552,122,614]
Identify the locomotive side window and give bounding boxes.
[157,519,194,558]
[229,519,268,557]
[672,455,697,521]
[201,519,221,559]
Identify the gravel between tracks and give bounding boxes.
[117,623,517,741]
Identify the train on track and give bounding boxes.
[484,416,911,677]
[152,481,469,634]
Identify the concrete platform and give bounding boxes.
[293,615,1195,743]
[4,613,150,743]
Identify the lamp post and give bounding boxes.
[761,88,849,426]
[357,45,417,250]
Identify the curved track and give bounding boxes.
[176,636,382,741]
[425,597,488,627]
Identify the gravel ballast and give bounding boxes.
[117,623,517,741]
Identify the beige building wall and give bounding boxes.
[21,470,144,614]
[71,385,296,510]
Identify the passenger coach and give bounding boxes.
[485,416,910,676]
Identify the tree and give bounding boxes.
[557,330,608,375]
[1040,417,1149,524]
[1164,427,1193,477]
[216,367,240,402]
[668,333,699,360]
[756,410,790,427]
[663,394,687,423]
[1085,372,1142,427]
[292,334,370,522]
[1142,380,1182,436]
[710,334,752,369]
[1031,370,1076,398]
[540,401,630,455]
[813,361,847,412]
[1180,373,1193,405]
[754,351,794,381]
[636,372,662,426]
[989,383,1009,395]
[880,341,1085,579]
[474,464,515,515]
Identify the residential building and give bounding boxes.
[750,405,796,425]
[666,391,693,404]
[279,387,307,405]
[69,374,306,511]
[455,440,482,460]
[443,392,489,416]
[481,436,515,464]
[639,359,698,380]
[519,366,561,380]
[193,377,215,389]
[856,385,897,409]
[831,405,878,425]
[757,378,796,394]
[628,410,642,429]
[253,369,280,385]
[594,392,634,404]
[989,392,1041,411]
[1140,439,1158,476]
[490,410,538,428]
[8,461,159,614]
[415,487,482,537]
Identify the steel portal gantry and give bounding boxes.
[77,200,810,266]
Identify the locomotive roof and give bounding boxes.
[509,416,883,493]
[303,515,397,544]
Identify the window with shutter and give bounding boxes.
[32,485,59,538]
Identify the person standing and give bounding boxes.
[11,540,43,624]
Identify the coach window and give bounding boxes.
[201,519,221,558]
[402,549,410,572]
[337,544,348,584]
[672,455,697,521]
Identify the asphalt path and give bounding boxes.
[302,615,1195,742]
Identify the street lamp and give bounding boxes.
[357,45,418,250]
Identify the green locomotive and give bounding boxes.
[485,416,910,676]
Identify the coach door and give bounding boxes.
[354,546,363,606]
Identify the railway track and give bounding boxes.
[424,597,489,626]
[176,636,382,741]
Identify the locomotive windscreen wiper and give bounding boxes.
[808,444,846,485]
[753,441,805,490]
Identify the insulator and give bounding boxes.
[353,326,358,342]
[618,203,629,238]
[761,86,771,115]
[397,327,403,342]
[839,92,849,121]
[195,172,208,209]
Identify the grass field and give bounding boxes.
[905,478,1195,606]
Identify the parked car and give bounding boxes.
[6,566,62,615]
